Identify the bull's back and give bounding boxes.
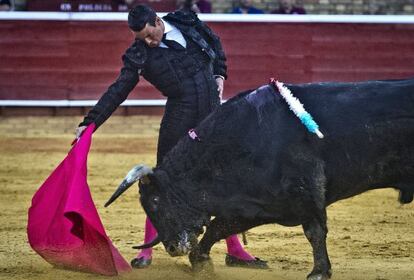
[179,78,414,212]
[289,78,414,129]
[288,79,414,203]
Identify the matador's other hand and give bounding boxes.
[215,76,224,102]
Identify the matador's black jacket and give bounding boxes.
[79,10,227,164]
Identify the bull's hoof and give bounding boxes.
[306,269,332,280]
[189,251,214,274]
[191,258,214,274]
[225,254,269,269]
[399,190,413,204]
[130,257,152,269]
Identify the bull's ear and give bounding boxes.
[140,175,151,185]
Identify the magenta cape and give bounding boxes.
[27,124,131,276]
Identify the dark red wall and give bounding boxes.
[1,20,413,101]
[26,0,176,12]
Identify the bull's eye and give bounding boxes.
[150,196,160,211]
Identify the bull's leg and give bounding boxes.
[395,183,414,204]
[189,217,269,272]
[302,212,332,280]
[399,190,413,204]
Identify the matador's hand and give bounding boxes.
[75,126,87,140]
[71,125,87,146]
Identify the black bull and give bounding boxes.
[106,78,414,280]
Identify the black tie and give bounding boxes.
[162,34,185,50]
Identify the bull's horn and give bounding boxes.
[104,164,153,207]
[132,235,161,249]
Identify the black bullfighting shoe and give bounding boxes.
[131,257,152,268]
[225,254,269,269]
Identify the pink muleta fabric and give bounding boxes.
[27,124,131,276]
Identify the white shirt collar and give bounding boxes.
[159,18,187,48]
[162,19,173,35]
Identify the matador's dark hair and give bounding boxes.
[128,5,157,32]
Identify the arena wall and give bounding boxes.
[0,13,413,115]
[212,0,414,15]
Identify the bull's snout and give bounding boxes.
[165,231,198,257]
[166,243,187,256]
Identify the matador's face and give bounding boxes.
[133,17,164,48]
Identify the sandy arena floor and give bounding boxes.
[0,117,413,280]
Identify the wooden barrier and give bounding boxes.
[1,14,413,106]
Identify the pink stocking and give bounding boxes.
[225,234,255,261]
[137,217,157,259]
